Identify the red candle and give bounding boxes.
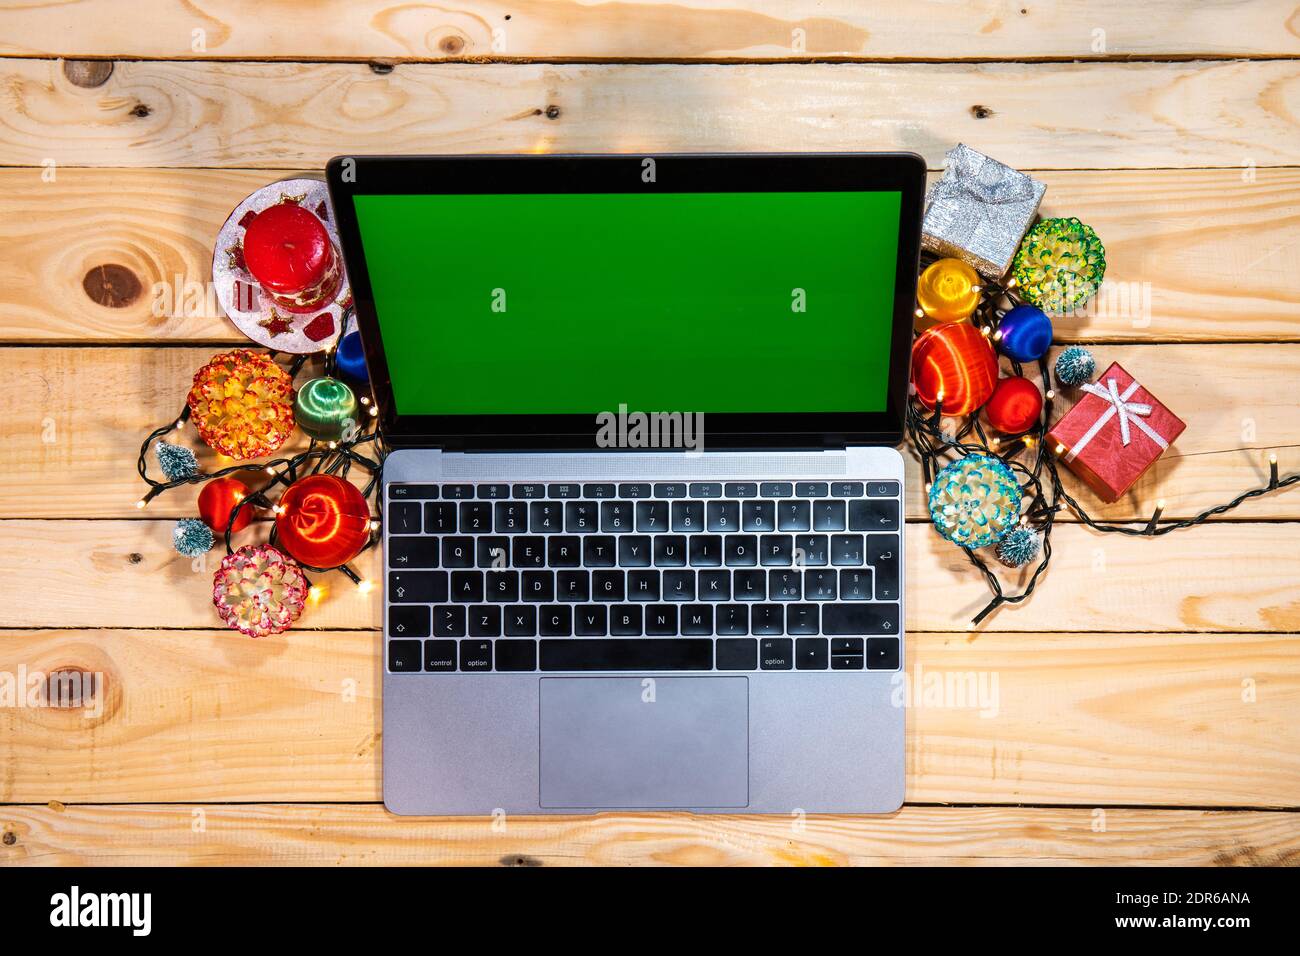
[242,203,341,313]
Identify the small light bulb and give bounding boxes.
[971,285,982,294]
[266,466,275,475]
[360,395,370,406]
[980,325,991,336]
[135,499,146,509]
[1054,443,1065,454]
[173,419,184,430]
[990,436,1001,447]
[357,579,374,594]
[936,388,945,403]
[1045,389,1055,400]
[992,329,1003,341]
[1006,277,1018,289]
[308,586,324,603]
[369,520,380,531]
[328,441,338,450]
[272,504,285,515]
[1156,498,1166,510]
[1269,452,1278,464]
[914,308,925,319]
[368,406,379,417]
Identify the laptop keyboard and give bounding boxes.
[384,480,901,673]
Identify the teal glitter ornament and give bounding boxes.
[294,376,358,442]
[928,454,1022,549]
[156,441,199,481]
[173,517,214,557]
[1054,346,1096,387]
[995,526,1040,568]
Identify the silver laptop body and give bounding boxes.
[328,153,925,815]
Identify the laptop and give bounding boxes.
[327,153,924,814]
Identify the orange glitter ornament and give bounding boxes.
[186,348,295,460]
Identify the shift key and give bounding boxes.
[822,603,899,635]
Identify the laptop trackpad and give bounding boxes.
[540,677,749,809]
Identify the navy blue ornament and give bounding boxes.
[997,305,1054,363]
[1054,345,1096,387]
[335,330,368,383]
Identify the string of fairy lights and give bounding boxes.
[135,327,389,600]
[906,257,1299,625]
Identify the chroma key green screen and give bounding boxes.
[352,191,901,416]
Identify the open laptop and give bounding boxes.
[328,153,924,814]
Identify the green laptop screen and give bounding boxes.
[352,191,901,416]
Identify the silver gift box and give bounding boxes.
[922,143,1046,279]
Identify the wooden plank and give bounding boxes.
[2,803,1297,866]
[0,630,1295,806]
[0,519,1296,632]
[3,167,1298,344]
[4,1,1299,61]
[1,344,1295,522]
[2,59,1298,169]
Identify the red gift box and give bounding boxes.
[1047,362,1186,503]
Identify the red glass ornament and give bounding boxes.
[274,475,371,568]
[242,203,341,313]
[198,476,254,533]
[910,322,998,416]
[984,375,1044,434]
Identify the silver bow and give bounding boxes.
[1065,377,1167,463]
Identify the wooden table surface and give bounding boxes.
[1,1,1299,866]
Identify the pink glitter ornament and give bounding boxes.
[212,544,308,637]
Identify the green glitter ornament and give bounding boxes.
[293,376,358,442]
[1012,217,1106,314]
[928,454,1022,549]
[156,441,199,481]
[173,517,215,557]
[995,526,1040,568]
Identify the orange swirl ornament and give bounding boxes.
[910,322,999,416]
[274,474,371,568]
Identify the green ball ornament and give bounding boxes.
[1012,217,1106,314]
[294,376,358,442]
[928,454,1022,549]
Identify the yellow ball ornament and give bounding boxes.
[916,258,981,328]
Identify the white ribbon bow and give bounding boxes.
[1065,377,1167,462]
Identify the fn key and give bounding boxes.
[389,639,422,672]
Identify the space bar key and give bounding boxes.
[540,639,713,671]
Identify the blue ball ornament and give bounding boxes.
[995,526,1041,568]
[335,330,369,383]
[928,454,1023,549]
[997,305,1054,363]
[1054,345,1096,387]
